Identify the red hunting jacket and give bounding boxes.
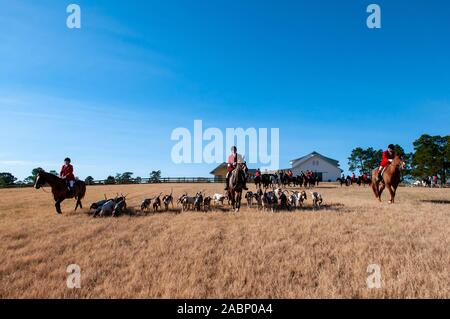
[380,150,395,167]
[60,164,75,181]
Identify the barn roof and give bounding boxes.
[209,163,227,175]
[290,151,340,167]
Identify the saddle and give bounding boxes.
[378,164,390,182]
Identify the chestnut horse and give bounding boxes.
[34,169,86,214]
[227,163,247,212]
[371,155,405,204]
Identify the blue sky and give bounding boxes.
[1,0,449,180]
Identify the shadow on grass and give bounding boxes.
[420,199,450,205]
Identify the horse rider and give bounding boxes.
[60,157,76,196]
[254,168,261,180]
[225,146,248,191]
[377,144,396,181]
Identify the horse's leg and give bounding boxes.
[386,183,395,204]
[371,180,379,200]
[390,185,398,203]
[236,191,241,212]
[229,191,234,210]
[55,199,63,214]
[75,197,82,211]
[378,183,386,201]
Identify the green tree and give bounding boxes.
[135,176,142,184]
[0,172,17,187]
[23,176,35,185]
[85,176,94,185]
[49,170,58,176]
[149,170,162,183]
[119,172,134,184]
[105,175,116,185]
[348,147,382,174]
[411,134,448,182]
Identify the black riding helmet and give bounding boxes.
[64,157,71,163]
[388,144,395,150]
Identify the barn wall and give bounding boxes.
[291,156,341,181]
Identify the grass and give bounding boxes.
[0,183,449,298]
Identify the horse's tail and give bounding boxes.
[371,169,379,199]
[78,182,87,201]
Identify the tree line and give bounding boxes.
[1,133,449,187]
[0,169,162,188]
[348,134,449,183]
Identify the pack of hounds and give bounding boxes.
[88,188,323,217]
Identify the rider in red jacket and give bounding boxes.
[60,157,76,193]
[378,144,396,181]
[225,146,248,191]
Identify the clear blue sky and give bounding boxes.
[1,0,449,180]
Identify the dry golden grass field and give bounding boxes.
[0,183,449,298]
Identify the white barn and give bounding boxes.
[290,151,343,182]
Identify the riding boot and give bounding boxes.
[225,174,230,190]
[377,170,383,182]
[67,187,74,198]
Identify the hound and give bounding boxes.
[212,193,227,206]
[95,200,115,217]
[274,188,284,198]
[89,194,108,212]
[162,189,174,211]
[310,191,323,208]
[288,192,298,209]
[262,191,278,212]
[253,190,263,210]
[245,191,254,208]
[140,198,152,212]
[289,190,307,208]
[153,193,162,212]
[279,191,290,210]
[113,199,127,217]
[203,196,212,212]
[193,192,203,211]
[90,199,107,212]
[180,194,196,211]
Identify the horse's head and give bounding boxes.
[34,169,46,189]
[394,154,406,170]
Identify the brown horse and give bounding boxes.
[227,163,247,212]
[371,155,405,204]
[34,169,86,214]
